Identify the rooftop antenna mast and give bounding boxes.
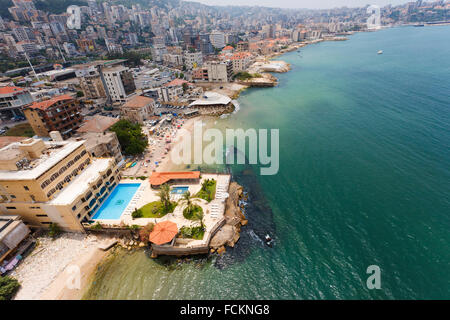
[56,42,67,64]
[24,52,40,82]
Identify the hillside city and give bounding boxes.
[0,0,448,300]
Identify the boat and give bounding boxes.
[265,234,274,247]
[414,24,425,27]
[377,50,383,54]
[130,161,137,168]
[125,162,133,168]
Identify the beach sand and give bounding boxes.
[39,247,108,300]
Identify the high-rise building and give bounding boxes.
[101,66,136,103]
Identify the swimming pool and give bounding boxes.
[171,186,189,194]
[92,183,141,220]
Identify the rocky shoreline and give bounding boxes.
[209,181,248,255]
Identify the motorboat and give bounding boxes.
[265,234,274,247]
[377,50,383,54]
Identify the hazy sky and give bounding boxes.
[191,0,411,9]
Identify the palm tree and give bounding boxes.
[158,184,171,212]
[193,210,204,229]
[183,191,193,215]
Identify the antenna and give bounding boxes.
[56,42,67,63]
[24,52,40,82]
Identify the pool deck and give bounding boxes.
[95,173,231,251]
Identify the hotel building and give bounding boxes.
[23,95,83,139]
[0,138,120,232]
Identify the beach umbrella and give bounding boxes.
[149,221,178,245]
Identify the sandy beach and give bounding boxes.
[11,233,107,300]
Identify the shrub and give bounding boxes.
[48,223,61,238]
[91,222,102,230]
[128,224,140,231]
[0,276,20,300]
[138,223,155,243]
[132,208,143,219]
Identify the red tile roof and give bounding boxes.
[150,171,201,186]
[27,95,74,111]
[163,78,191,87]
[0,86,24,95]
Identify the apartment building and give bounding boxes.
[75,64,107,99]
[206,61,233,82]
[0,138,120,231]
[210,31,226,49]
[102,65,136,103]
[0,86,33,120]
[23,95,83,139]
[120,95,155,124]
[230,52,253,73]
[184,51,203,70]
[156,78,190,102]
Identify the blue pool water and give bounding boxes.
[92,183,141,220]
[171,186,189,194]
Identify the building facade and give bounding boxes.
[120,95,155,124]
[101,65,136,103]
[0,86,33,120]
[0,138,120,232]
[206,61,233,82]
[23,95,83,139]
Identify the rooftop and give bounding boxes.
[189,91,231,107]
[150,171,201,186]
[0,140,85,180]
[77,115,119,133]
[121,95,154,109]
[50,158,113,205]
[163,78,190,87]
[0,136,27,149]
[27,94,74,111]
[0,86,25,96]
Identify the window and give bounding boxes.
[30,206,41,209]
[36,214,47,217]
[24,186,29,191]
[10,195,16,198]
[41,222,52,225]
[6,206,16,209]
[72,205,77,211]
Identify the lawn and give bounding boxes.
[137,201,177,218]
[194,179,216,202]
[5,123,35,137]
[183,204,203,220]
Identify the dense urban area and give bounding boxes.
[0,0,448,300]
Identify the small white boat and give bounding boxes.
[377,50,383,54]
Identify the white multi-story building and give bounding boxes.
[162,53,183,67]
[210,31,226,49]
[101,66,136,103]
[184,51,203,70]
[206,61,233,82]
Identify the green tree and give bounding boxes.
[183,191,192,215]
[158,184,171,212]
[0,276,20,300]
[110,120,148,155]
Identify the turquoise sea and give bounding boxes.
[85,26,450,299]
